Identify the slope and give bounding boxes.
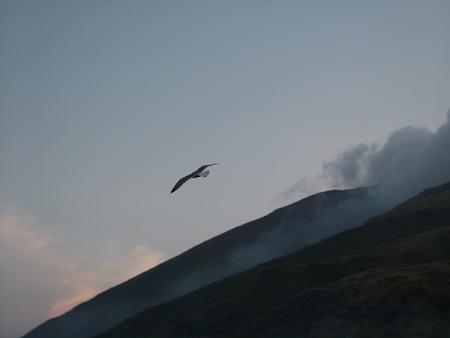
[95,182,450,338]
[23,187,385,338]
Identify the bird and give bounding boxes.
[170,163,219,193]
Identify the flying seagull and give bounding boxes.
[170,163,219,193]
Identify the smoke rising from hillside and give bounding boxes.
[168,113,450,308]
[170,112,450,335]
[23,113,450,338]
[286,111,450,205]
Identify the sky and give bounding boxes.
[1,1,449,337]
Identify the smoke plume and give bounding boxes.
[287,111,450,205]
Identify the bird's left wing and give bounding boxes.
[170,173,193,193]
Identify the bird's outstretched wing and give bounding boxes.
[170,174,193,193]
[196,163,219,173]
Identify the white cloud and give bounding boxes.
[0,203,164,338]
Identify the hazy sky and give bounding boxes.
[1,1,449,337]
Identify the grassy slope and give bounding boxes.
[24,187,379,338]
[96,182,450,338]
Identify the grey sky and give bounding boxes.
[1,1,449,337]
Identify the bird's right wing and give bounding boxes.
[196,163,219,173]
[170,174,193,193]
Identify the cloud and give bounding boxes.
[282,111,450,204]
[48,283,98,319]
[0,203,164,338]
[45,243,164,318]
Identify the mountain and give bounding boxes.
[23,187,386,338]
[95,181,450,338]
